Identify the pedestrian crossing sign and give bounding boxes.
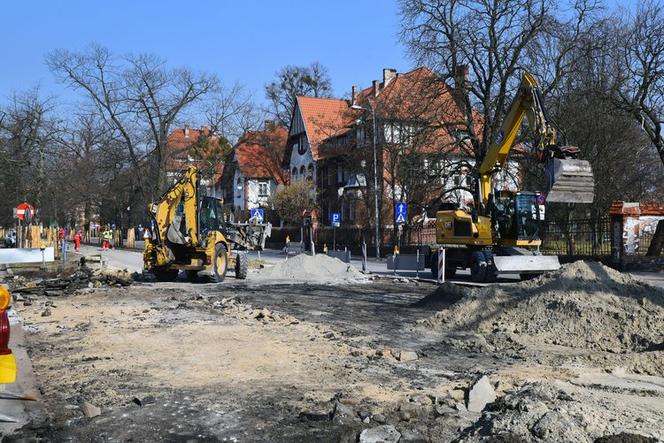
[395,202,407,225]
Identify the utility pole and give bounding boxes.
[351,101,381,259]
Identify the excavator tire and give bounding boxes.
[235,252,249,279]
[154,269,179,282]
[185,270,199,282]
[483,251,498,283]
[470,251,487,283]
[211,243,228,283]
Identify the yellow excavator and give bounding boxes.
[143,166,271,282]
[431,71,594,282]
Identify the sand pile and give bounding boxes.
[259,253,367,284]
[421,261,664,355]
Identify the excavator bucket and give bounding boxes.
[545,158,594,204]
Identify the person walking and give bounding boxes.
[101,227,111,250]
[74,230,81,253]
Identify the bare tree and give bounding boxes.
[265,62,333,125]
[0,89,58,224]
[399,0,599,172]
[203,82,261,144]
[611,0,664,165]
[47,45,218,197]
[607,0,664,255]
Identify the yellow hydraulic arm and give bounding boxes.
[476,71,593,206]
[147,166,201,267]
[478,72,555,207]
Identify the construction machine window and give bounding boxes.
[492,191,541,240]
[199,196,225,237]
[514,193,540,240]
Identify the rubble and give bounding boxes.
[4,257,132,299]
[359,425,401,443]
[80,401,101,418]
[466,376,496,412]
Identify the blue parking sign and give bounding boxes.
[331,212,341,227]
[395,202,407,225]
[250,208,264,223]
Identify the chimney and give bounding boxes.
[264,119,275,130]
[184,125,190,138]
[454,64,469,109]
[351,85,357,106]
[372,80,380,97]
[383,68,397,87]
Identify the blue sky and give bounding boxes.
[0,0,410,107]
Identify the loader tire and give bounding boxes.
[211,243,228,283]
[154,269,179,282]
[235,252,249,279]
[470,251,487,283]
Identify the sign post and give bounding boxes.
[331,212,340,251]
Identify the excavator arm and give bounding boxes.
[147,166,201,267]
[478,71,594,207]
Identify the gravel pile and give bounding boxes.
[421,261,664,356]
[259,253,367,284]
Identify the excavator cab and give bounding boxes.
[492,191,543,244]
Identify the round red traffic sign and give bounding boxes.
[15,202,35,222]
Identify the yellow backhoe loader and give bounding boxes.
[430,71,594,282]
[143,166,271,282]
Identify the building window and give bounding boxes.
[300,165,305,177]
[258,181,269,197]
[292,167,298,181]
[307,164,314,180]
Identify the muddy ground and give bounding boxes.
[4,271,664,442]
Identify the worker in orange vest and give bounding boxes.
[74,230,81,253]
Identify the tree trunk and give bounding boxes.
[646,219,664,256]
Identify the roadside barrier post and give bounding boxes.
[416,249,420,279]
[361,241,367,272]
[437,247,446,284]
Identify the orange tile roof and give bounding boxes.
[166,127,226,182]
[233,126,288,184]
[295,96,354,160]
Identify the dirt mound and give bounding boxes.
[421,261,664,357]
[259,253,367,284]
[458,381,662,442]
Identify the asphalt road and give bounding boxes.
[74,243,664,288]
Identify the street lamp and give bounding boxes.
[351,101,381,259]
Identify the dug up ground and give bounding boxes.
[2,254,664,442]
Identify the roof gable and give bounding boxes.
[233,126,288,184]
[295,96,353,160]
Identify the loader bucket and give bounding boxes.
[545,158,594,204]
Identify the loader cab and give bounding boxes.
[199,196,226,239]
[492,191,543,245]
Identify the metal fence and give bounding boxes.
[269,217,660,258]
[539,217,612,256]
